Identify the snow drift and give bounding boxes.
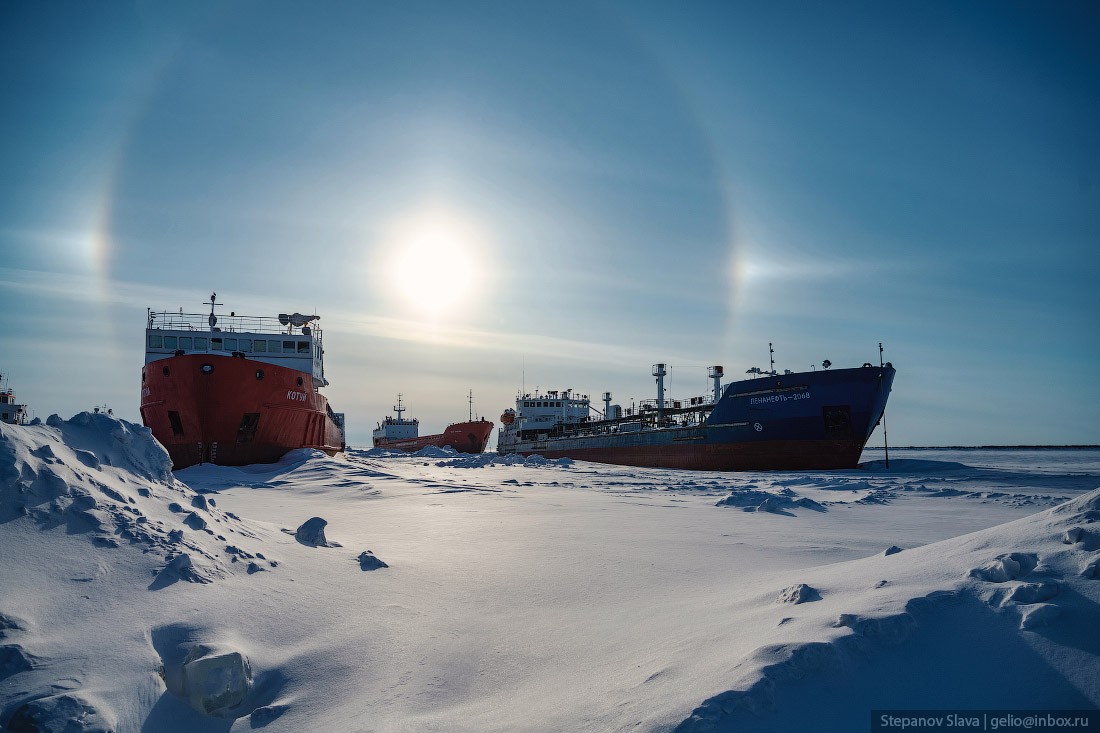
[1,417,1097,732]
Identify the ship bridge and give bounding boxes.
[145,306,329,389]
[373,395,419,442]
[515,389,591,434]
[0,385,28,425]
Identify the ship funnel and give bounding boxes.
[652,363,667,419]
[709,365,724,402]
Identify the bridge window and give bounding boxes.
[238,338,251,351]
[268,341,282,353]
[148,334,163,348]
[163,336,177,349]
[211,338,223,351]
[297,340,310,354]
[194,337,208,349]
[179,337,192,350]
[225,338,238,351]
[253,339,267,352]
[283,340,296,352]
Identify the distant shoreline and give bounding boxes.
[863,445,1100,450]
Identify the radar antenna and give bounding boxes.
[206,292,222,330]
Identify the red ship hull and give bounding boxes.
[514,438,867,471]
[373,420,494,454]
[140,353,345,470]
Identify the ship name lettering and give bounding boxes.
[749,392,810,405]
[287,391,308,402]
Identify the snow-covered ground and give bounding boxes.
[2,415,1098,731]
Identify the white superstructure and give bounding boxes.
[145,295,329,389]
[0,373,28,425]
[373,395,419,443]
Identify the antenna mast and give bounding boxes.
[394,394,404,420]
[769,343,775,375]
[206,292,222,330]
[879,342,890,469]
[468,389,474,421]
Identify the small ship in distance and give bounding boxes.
[373,393,493,454]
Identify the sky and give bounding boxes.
[1,0,1098,447]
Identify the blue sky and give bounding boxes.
[2,0,1097,446]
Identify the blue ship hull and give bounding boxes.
[500,365,894,471]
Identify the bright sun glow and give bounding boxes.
[385,208,485,318]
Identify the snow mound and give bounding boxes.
[250,703,289,726]
[967,552,1038,582]
[776,584,820,604]
[413,445,457,458]
[1051,487,1100,517]
[715,489,824,514]
[0,414,274,582]
[0,414,297,730]
[150,552,224,589]
[5,691,117,733]
[434,452,575,469]
[674,488,1100,730]
[861,458,972,472]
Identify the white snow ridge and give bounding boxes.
[2,419,1098,732]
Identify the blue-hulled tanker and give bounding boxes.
[496,362,895,471]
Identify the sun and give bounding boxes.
[385,208,485,318]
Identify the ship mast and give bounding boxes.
[879,342,890,469]
[394,394,405,420]
[468,389,474,421]
[206,292,222,330]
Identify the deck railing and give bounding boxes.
[147,310,317,337]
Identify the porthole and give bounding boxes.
[297,376,303,387]
[255,369,265,380]
[162,366,170,377]
[201,363,214,375]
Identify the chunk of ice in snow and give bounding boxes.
[357,550,389,570]
[181,644,253,717]
[295,516,336,546]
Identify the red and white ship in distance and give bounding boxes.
[373,393,493,454]
[140,294,345,469]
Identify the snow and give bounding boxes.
[1,415,1098,731]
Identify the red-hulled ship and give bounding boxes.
[140,294,346,470]
[372,393,493,454]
